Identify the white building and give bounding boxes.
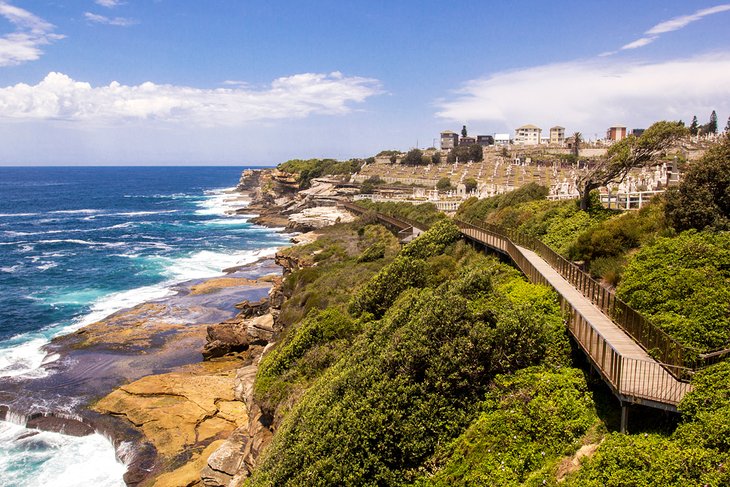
[494,133,510,145]
[514,124,542,145]
[549,126,565,145]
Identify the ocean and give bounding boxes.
[0,166,289,486]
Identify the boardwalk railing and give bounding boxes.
[340,202,430,232]
[455,219,703,380]
[341,202,727,378]
[340,204,696,406]
[457,220,694,405]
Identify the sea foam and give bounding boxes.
[0,422,126,487]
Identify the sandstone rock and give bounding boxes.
[234,365,258,403]
[234,297,269,318]
[201,429,249,487]
[94,364,246,459]
[246,314,275,343]
[203,322,250,359]
[152,440,225,487]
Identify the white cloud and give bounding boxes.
[0,1,63,66]
[434,53,730,134]
[646,4,730,34]
[94,0,123,7]
[621,4,730,51]
[620,36,657,50]
[84,12,137,27]
[0,71,382,125]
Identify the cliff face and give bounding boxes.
[238,168,355,232]
[198,250,308,487]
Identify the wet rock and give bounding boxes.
[25,415,95,436]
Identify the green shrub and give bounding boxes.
[617,230,730,351]
[420,367,598,487]
[250,259,570,487]
[567,433,730,486]
[349,255,427,318]
[400,220,461,260]
[355,200,446,228]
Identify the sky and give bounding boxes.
[0,0,728,166]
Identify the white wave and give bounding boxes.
[0,212,39,217]
[104,222,136,229]
[36,262,58,271]
[0,265,21,273]
[0,338,53,379]
[109,210,177,217]
[36,239,127,248]
[0,283,174,379]
[205,217,255,226]
[159,246,280,281]
[48,209,102,215]
[195,187,250,217]
[0,422,126,487]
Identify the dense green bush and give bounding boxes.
[254,309,361,418]
[419,367,598,487]
[400,220,461,259]
[355,200,446,228]
[278,158,364,188]
[675,362,730,452]
[568,202,668,281]
[348,255,427,318]
[249,257,570,487]
[617,230,730,351]
[567,433,730,486]
[455,183,548,223]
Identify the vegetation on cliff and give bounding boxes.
[277,158,366,188]
[247,219,586,486]
[354,200,446,228]
[567,362,730,486]
[244,134,729,484]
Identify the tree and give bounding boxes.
[576,121,688,211]
[446,145,482,164]
[464,177,478,193]
[436,177,452,192]
[725,116,730,133]
[431,151,441,164]
[690,116,699,136]
[571,132,582,158]
[461,125,468,137]
[708,110,718,134]
[665,134,730,231]
[389,154,398,164]
[402,148,424,166]
[468,144,484,162]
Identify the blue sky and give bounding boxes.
[0,1,728,165]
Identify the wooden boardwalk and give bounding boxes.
[340,203,693,423]
[458,222,692,414]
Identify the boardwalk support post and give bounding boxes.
[620,403,629,433]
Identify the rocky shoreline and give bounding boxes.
[0,167,352,486]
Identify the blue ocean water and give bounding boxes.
[0,166,288,486]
